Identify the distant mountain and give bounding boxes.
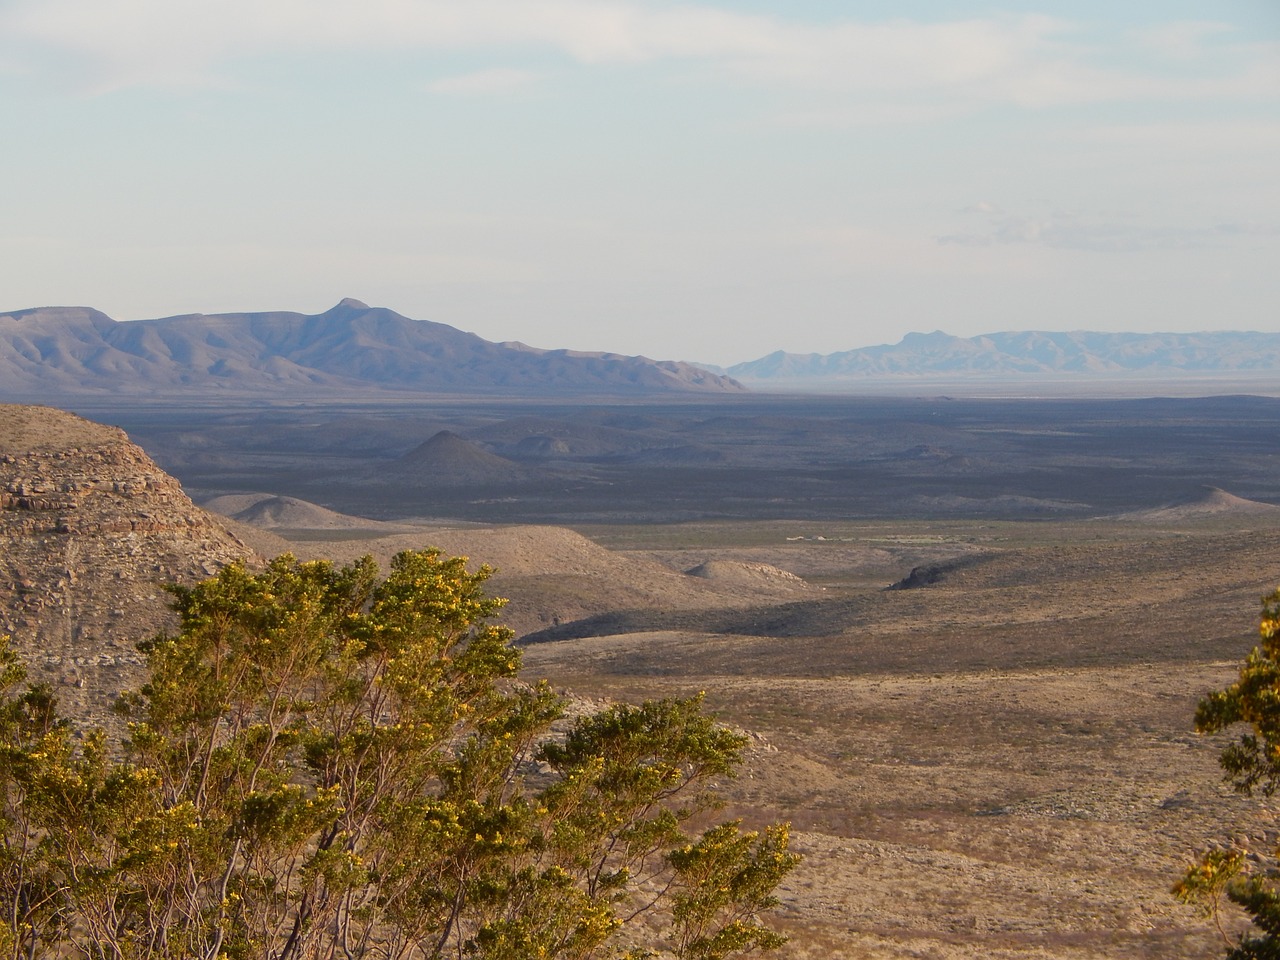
[726,330,1280,386]
[0,299,744,398]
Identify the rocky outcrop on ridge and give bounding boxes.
[0,405,253,717]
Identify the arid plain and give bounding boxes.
[33,394,1280,957]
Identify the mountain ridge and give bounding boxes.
[725,329,1280,385]
[0,300,744,398]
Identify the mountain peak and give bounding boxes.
[0,302,746,398]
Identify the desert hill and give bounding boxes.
[384,430,529,485]
[0,405,253,717]
[229,495,404,529]
[260,521,820,637]
[202,493,426,536]
[1117,485,1280,522]
[685,559,809,587]
[0,299,743,399]
[193,492,820,638]
[470,416,660,459]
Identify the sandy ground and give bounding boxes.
[519,651,1256,959]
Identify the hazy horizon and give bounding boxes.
[3,1,1277,365]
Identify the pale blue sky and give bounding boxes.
[1,1,1277,364]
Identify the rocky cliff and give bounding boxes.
[0,405,253,718]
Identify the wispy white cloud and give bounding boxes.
[1135,20,1235,61]
[961,200,1003,215]
[1065,118,1280,149]
[767,101,971,128]
[938,210,1280,253]
[426,67,539,96]
[2,0,1275,111]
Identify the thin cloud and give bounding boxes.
[426,68,538,96]
[1,0,1275,111]
[769,101,973,128]
[1135,20,1235,61]
[962,200,1004,215]
[938,211,1280,252]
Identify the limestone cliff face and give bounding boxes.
[0,405,253,718]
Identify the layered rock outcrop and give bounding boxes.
[0,405,253,718]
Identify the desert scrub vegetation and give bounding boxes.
[0,550,796,960]
[1177,586,1280,959]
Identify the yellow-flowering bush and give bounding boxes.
[0,553,795,960]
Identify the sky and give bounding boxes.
[1,1,1278,365]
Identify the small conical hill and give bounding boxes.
[387,430,526,485]
[1120,486,1280,521]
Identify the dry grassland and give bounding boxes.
[513,517,1280,958]
[251,506,1280,958]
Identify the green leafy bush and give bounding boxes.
[1,551,796,960]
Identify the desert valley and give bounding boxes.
[5,372,1280,957]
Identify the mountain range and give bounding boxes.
[2,300,1277,398]
[722,330,1280,386]
[0,299,742,398]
